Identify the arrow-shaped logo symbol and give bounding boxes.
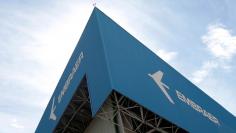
[149,71,175,104]
[49,97,57,121]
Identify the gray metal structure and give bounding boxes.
[53,77,188,133]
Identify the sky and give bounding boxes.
[0,0,236,132]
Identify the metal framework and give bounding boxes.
[54,77,92,133]
[53,77,188,133]
[96,91,188,133]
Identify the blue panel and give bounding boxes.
[95,8,236,133]
[36,9,112,132]
[36,7,236,133]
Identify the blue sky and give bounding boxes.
[0,0,236,132]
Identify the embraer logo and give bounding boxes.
[148,71,175,104]
[49,52,84,121]
[50,97,57,120]
[149,70,220,125]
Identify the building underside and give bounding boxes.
[54,77,188,133]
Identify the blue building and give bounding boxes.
[36,8,236,133]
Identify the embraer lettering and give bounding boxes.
[49,52,84,121]
[58,52,84,103]
[176,90,220,125]
[149,70,220,126]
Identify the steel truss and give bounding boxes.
[53,76,188,133]
[96,91,188,133]
[54,77,92,133]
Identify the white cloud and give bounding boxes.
[11,119,24,129]
[0,113,36,133]
[202,24,236,60]
[156,49,178,62]
[191,23,236,116]
[0,1,93,132]
[192,60,218,83]
[192,24,236,84]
